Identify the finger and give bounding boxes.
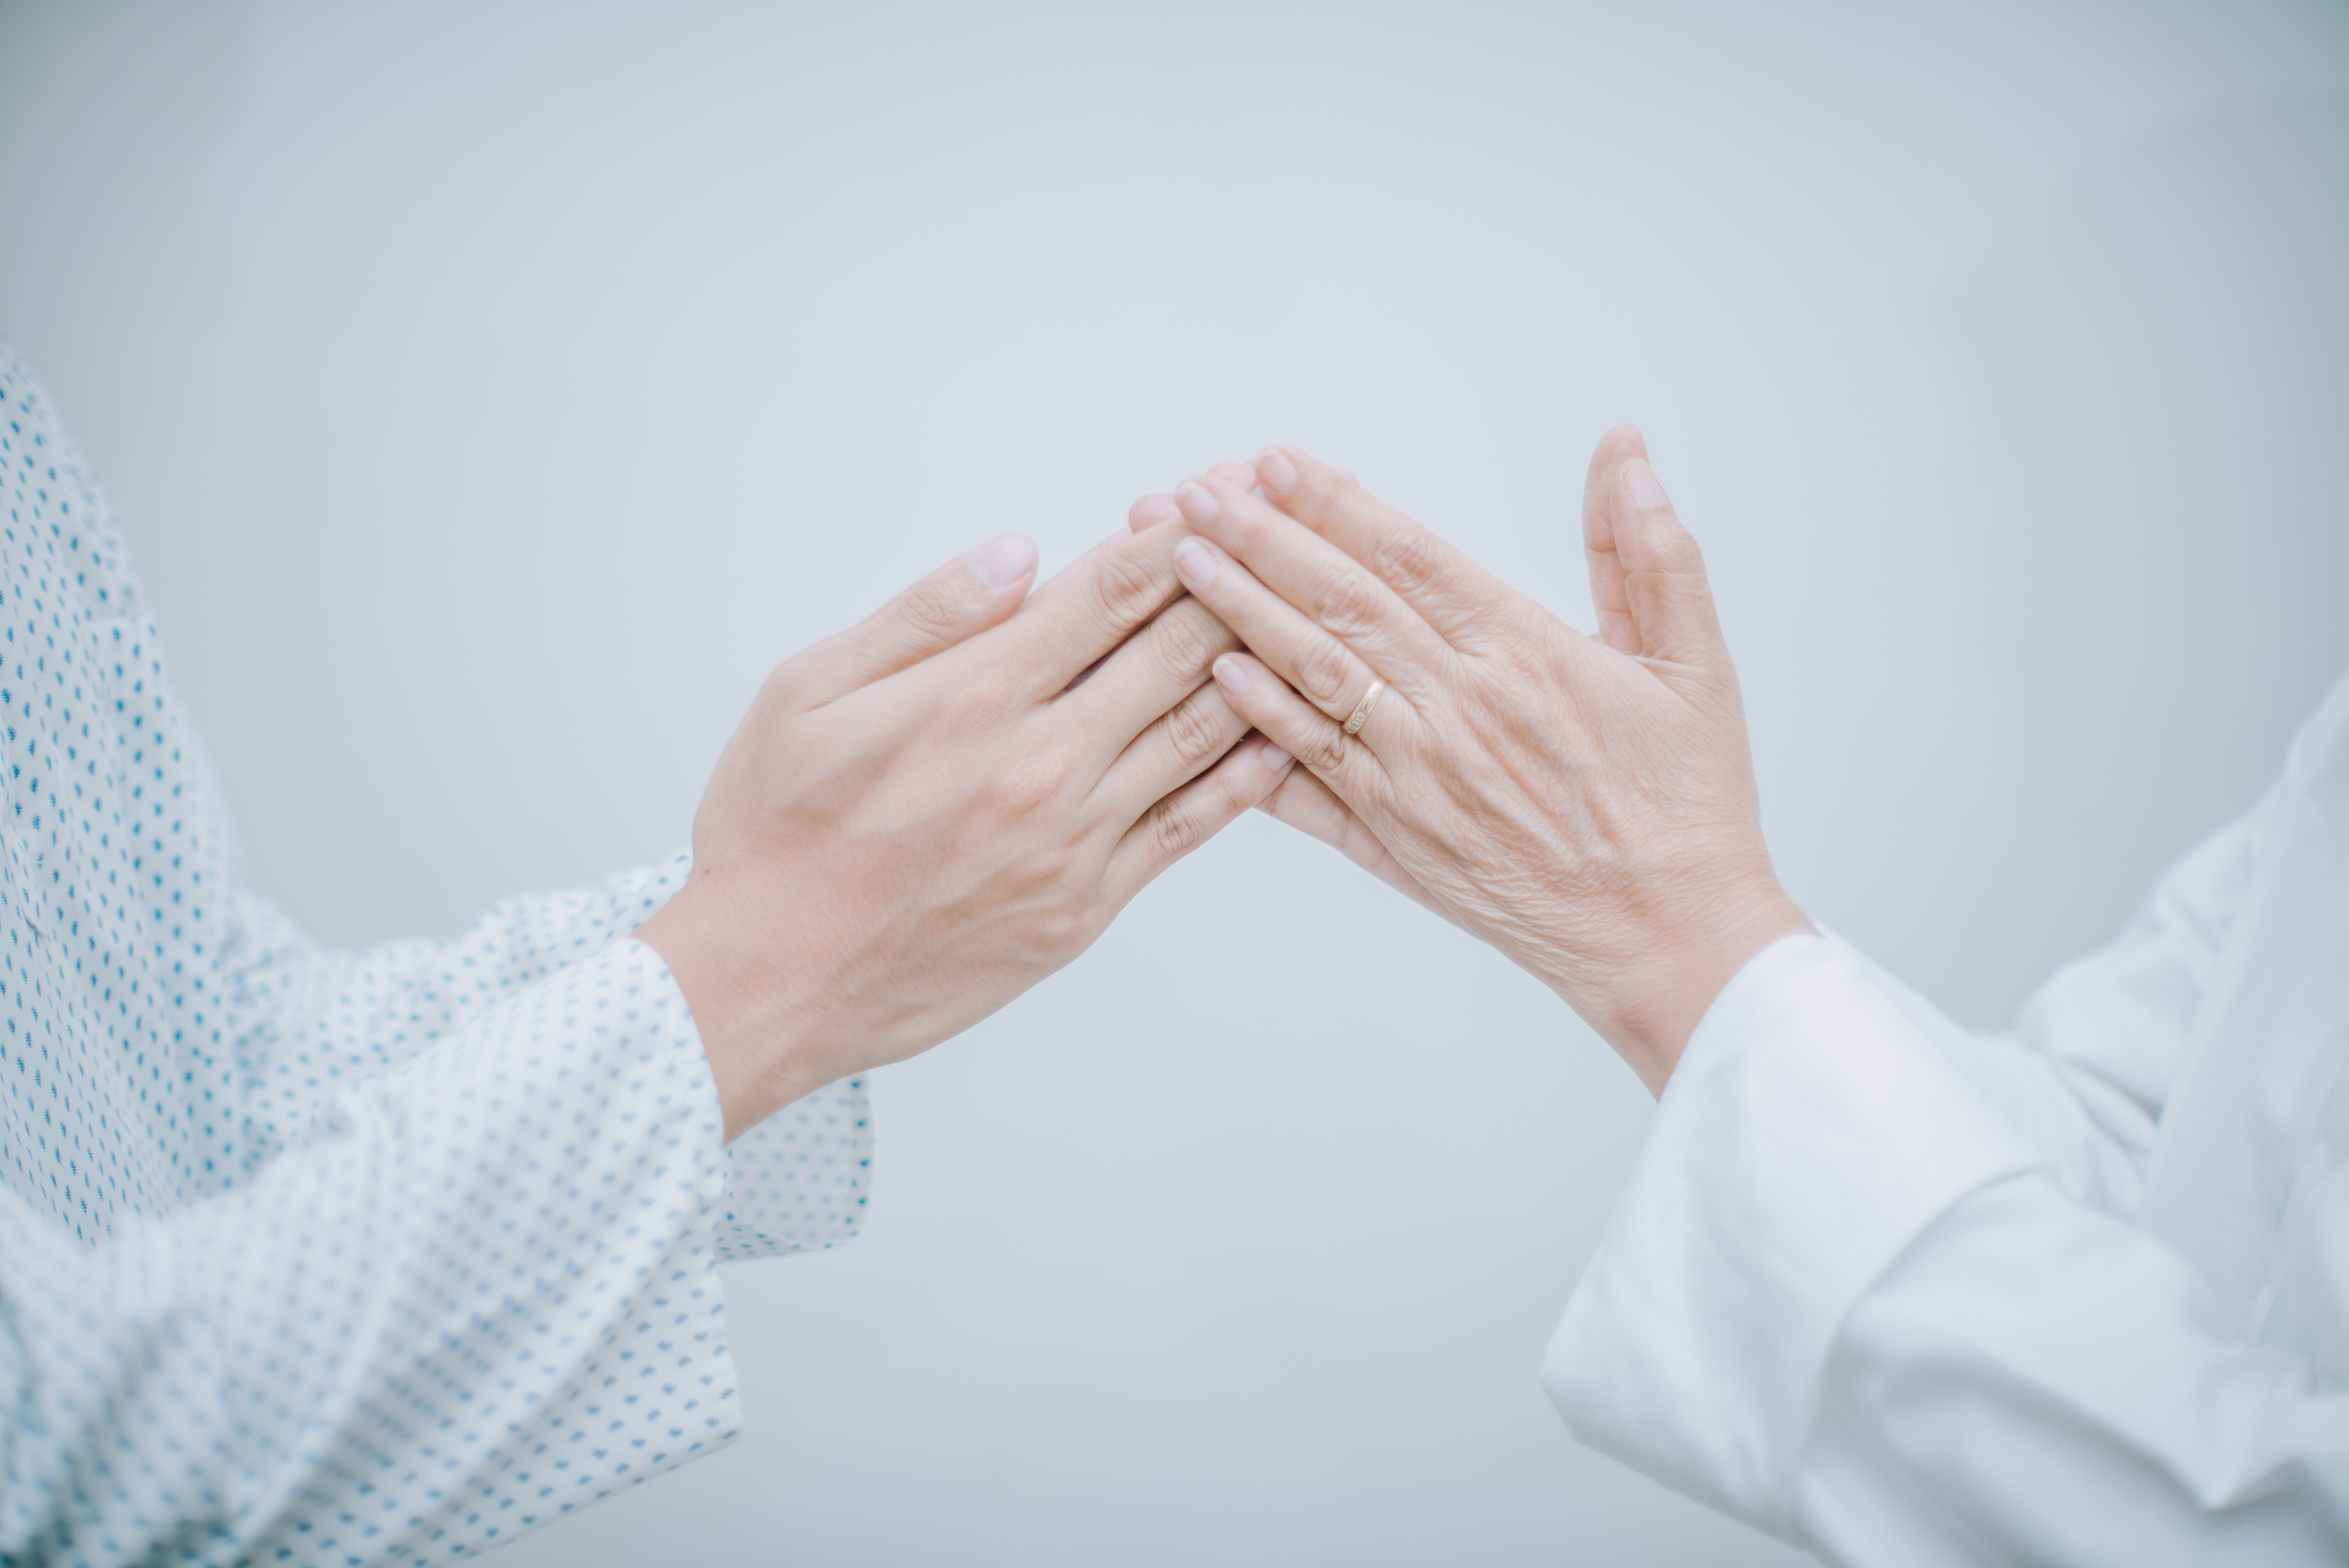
[1094,676,1250,822]
[1255,766,1440,912]
[1613,457,1729,676]
[1580,424,1652,656]
[1251,446,1517,650]
[1129,461,1255,535]
[1106,736,1294,903]
[1056,595,1239,768]
[786,532,1037,708]
[989,519,1192,700]
[1128,493,1179,534]
[1170,474,1455,704]
[1170,533,1404,754]
[1206,650,1394,818]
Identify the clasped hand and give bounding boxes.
[639,429,1810,1134]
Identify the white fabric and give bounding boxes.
[0,344,871,1563]
[1546,669,2349,1564]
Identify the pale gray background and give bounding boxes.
[4,2,2347,1563]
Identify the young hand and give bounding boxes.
[638,522,1292,1138]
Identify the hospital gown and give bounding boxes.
[0,344,871,1565]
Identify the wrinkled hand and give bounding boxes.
[638,524,1292,1139]
[1136,433,1808,1093]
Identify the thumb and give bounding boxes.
[1612,459,1729,677]
[788,532,1038,708]
[1581,423,1650,655]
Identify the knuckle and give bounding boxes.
[1148,605,1217,684]
[1163,694,1226,767]
[1034,902,1092,955]
[1371,526,1443,597]
[1302,726,1350,775]
[1088,546,1166,631]
[1292,635,1354,709]
[899,575,969,640]
[1310,563,1381,639]
[1292,465,1357,527]
[1149,796,1201,864]
[1652,532,1707,578]
[990,756,1067,819]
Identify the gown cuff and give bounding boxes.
[614,854,875,1262]
[1539,933,2042,1538]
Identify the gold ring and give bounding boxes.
[1341,680,1385,737]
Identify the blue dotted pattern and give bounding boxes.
[0,342,871,1562]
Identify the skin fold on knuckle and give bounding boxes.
[1088,546,1169,635]
[1301,723,1351,775]
[899,574,971,640]
[1310,562,1383,642]
[1147,604,1219,686]
[1148,795,1201,864]
[1370,525,1443,597]
[1163,694,1228,769]
[1292,635,1355,710]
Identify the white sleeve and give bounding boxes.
[215,854,872,1261]
[0,941,745,1566]
[1863,806,2261,1217]
[1799,1171,2349,1566]
[1542,935,2349,1563]
[1541,934,2040,1532]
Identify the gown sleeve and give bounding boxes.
[211,855,872,1261]
[0,941,749,1565]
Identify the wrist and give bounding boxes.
[635,869,832,1141]
[1570,886,1813,1097]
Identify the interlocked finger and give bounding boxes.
[989,516,1193,700]
[1208,650,1396,815]
[1107,737,1296,903]
[1097,678,1252,823]
[1170,533,1402,754]
[1253,445,1514,649]
[1171,473,1454,705]
[1057,595,1240,769]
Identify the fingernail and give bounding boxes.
[1625,460,1670,511]
[1256,448,1299,493]
[1129,494,1181,532]
[1258,741,1291,771]
[1211,654,1251,697]
[965,532,1036,589]
[1173,537,1219,588]
[1172,481,1220,525]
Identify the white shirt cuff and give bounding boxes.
[1540,933,2042,1537]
